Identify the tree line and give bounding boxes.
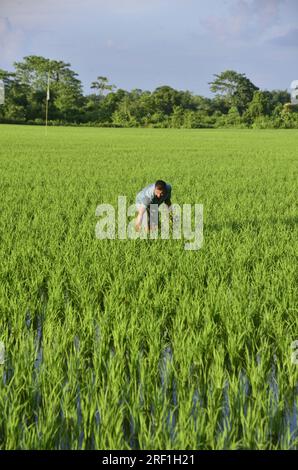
[0,55,297,128]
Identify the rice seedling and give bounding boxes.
[0,125,297,449]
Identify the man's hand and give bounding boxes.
[147,224,158,233]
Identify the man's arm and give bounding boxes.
[135,205,147,231]
[164,184,172,209]
[164,199,174,222]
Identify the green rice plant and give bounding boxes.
[0,125,297,449]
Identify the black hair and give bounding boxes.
[155,180,167,191]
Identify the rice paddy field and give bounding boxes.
[0,124,297,450]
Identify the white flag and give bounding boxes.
[46,74,50,101]
[0,341,4,365]
[290,80,298,105]
[0,80,4,105]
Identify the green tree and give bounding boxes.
[151,86,182,115]
[243,90,271,125]
[0,69,28,121]
[91,76,116,96]
[13,56,83,121]
[269,90,291,108]
[170,106,185,128]
[97,89,128,123]
[209,70,258,114]
[124,89,153,125]
[112,97,138,127]
[224,106,241,126]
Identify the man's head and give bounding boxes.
[154,180,167,199]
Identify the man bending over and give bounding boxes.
[135,180,172,232]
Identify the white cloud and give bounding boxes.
[202,0,290,44]
[270,27,298,47]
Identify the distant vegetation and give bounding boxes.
[1,55,298,128]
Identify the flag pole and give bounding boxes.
[45,71,50,135]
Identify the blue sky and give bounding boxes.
[0,0,297,96]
